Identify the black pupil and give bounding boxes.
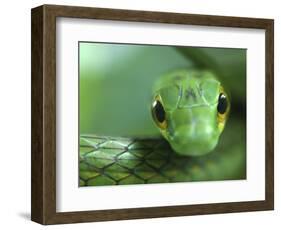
[217,93,228,114]
[154,100,165,123]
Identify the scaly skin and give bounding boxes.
[79,117,245,186]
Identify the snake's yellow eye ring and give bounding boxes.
[151,96,167,130]
[217,87,230,131]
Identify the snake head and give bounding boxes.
[151,70,230,156]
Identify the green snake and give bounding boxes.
[79,69,245,186]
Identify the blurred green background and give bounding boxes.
[79,42,246,138]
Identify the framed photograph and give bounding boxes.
[31,4,274,224]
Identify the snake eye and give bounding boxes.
[217,93,228,114]
[217,87,230,131]
[151,97,167,129]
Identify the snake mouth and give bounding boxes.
[166,123,219,156]
[169,138,218,156]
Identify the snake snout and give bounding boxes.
[169,123,219,156]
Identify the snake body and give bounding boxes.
[79,70,245,186]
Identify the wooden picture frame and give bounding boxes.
[31,4,274,225]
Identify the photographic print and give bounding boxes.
[79,43,246,186]
[31,5,273,224]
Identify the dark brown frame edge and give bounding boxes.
[31,4,274,225]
